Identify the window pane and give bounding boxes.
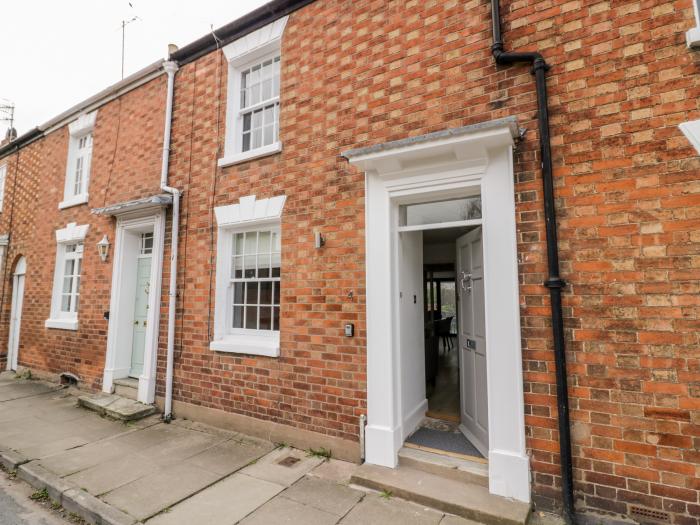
[63,259,75,278]
[252,128,262,150]
[233,305,243,328]
[273,307,279,331]
[273,281,280,305]
[233,256,243,278]
[61,294,71,312]
[246,282,259,305]
[260,281,272,305]
[258,258,270,278]
[258,231,271,253]
[400,196,482,227]
[245,306,258,329]
[234,233,244,255]
[259,307,272,330]
[63,276,73,294]
[242,113,252,133]
[242,132,251,152]
[233,282,244,304]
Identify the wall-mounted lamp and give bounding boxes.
[97,235,110,262]
[314,231,325,249]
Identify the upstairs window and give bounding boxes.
[219,16,288,167]
[240,57,281,153]
[61,111,96,209]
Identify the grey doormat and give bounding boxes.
[405,427,483,458]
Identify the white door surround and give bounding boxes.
[102,210,165,404]
[343,117,530,503]
[6,256,26,372]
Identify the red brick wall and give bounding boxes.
[0,74,167,390]
[1,0,699,522]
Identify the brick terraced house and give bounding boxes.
[1,1,700,523]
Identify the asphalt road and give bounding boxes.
[0,475,68,525]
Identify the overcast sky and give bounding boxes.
[0,0,270,136]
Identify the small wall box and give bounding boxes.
[344,323,354,337]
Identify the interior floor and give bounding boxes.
[426,338,459,421]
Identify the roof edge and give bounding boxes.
[0,59,165,159]
[170,0,315,66]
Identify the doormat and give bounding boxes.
[405,427,483,459]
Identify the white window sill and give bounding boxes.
[687,27,700,48]
[59,194,89,210]
[210,334,280,357]
[217,142,282,168]
[45,318,78,331]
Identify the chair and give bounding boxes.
[436,316,454,352]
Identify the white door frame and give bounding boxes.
[6,256,26,372]
[345,118,530,502]
[102,210,165,403]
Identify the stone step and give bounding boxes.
[78,393,157,422]
[350,463,530,525]
[113,378,139,400]
[398,446,488,487]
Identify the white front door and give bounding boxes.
[456,227,488,455]
[7,258,26,372]
[129,255,151,378]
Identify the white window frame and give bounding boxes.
[218,16,288,168]
[211,195,286,356]
[680,119,700,155]
[0,163,7,213]
[60,111,96,209]
[688,0,700,48]
[46,222,89,330]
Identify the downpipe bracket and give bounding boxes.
[544,277,567,289]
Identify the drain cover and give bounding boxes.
[278,456,301,467]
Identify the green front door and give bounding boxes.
[129,256,151,377]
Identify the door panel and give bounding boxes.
[456,227,488,456]
[129,257,151,377]
[7,272,25,372]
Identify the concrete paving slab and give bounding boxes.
[240,494,339,525]
[146,473,284,525]
[308,458,359,484]
[0,382,59,402]
[102,462,221,521]
[20,435,89,460]
[340,495,444,525]
[184,437,274,476]
[66,454,159,496]
[240,447,324,487]
[138,428,223,467]
[38,437,136,477]
[281,476,363,516]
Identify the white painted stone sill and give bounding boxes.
[45,318,78,331]
[209,334,280,357]
[217,142,282,168]
[58,193,89,210]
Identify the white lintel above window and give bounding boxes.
[218,17,288,168]
[211,194,286,357]
[680,119,700,155]
[46,222,89,331]
[60,111,97,210]
[688,1,700,47]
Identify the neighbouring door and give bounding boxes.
[129,256,151,377]
[456,227,488,455]
[7,257,26,372]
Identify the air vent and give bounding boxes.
[630,506,670,524]
[277,456,301,467]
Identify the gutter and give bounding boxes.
[169,0,314,66]
[490,2,575,522]
[159,61,181,423]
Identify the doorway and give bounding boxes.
[401,219,488,460]
[6,257,26,371]
[102,212,165,404]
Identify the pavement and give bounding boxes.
[0,372,479,525]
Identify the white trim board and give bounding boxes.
[346,119,531,503]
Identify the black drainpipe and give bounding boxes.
[489,2,575,523]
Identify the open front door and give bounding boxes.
[456,227,488,455]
